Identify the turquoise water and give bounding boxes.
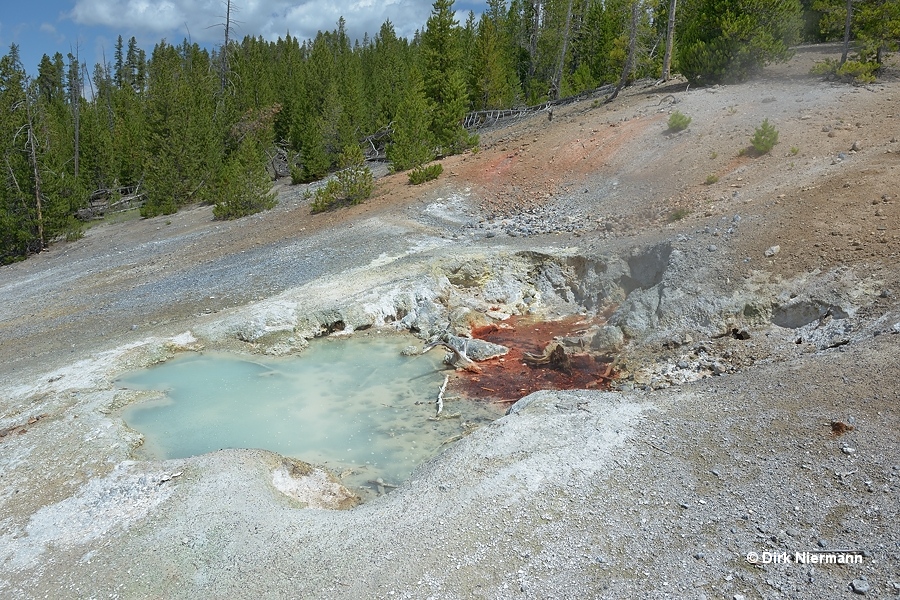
[118,334,501,494]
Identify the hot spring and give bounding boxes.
[118,334,503,496]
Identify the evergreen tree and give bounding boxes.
[470,0,520,109]
[213,107,278,219]
[422,0,473,155]
[142,41,220,216]
[677,0,803,84]
[387,71,435,171]
[365,21,411,129]
[854,0,900,64]
[0,46,36,262]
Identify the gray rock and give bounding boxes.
[851,140,863,152]
[589,325,626,352]
[708,245,718,252]
[432,333,509,362]
[818,539,829,548]
[851,578,870,594]
[764,245,780,257]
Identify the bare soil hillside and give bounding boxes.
[1,45,898,599]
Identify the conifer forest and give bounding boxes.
[0,0,897,263]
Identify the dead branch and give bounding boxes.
[421,337,482,373]
[435,374,449,417]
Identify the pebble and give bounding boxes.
[851,140,863,152]
[694,551,705,560]
[818,538,829,548]
[851,578,870,594]
[708,245,718,252]
[842,446,856,455]
[764,245,780,257]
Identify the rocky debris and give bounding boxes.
[850,578,870,594]
[271,458,359,510]
[764,244,781,257]
[425,332,509,363]
[588,324,626,352]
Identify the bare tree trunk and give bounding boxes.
[552,0,576,100]
[221,0,232,91]
[23,98,44,250]
[70,51,81,183]
[527,0,542,87]
[660,0,678,81]
[840,0,853,65]
[607,0,639,103]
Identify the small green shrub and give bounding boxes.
[409,163,443,185]
[750,119,779,155]
[310,180,341,213]
[290,164,306,185]
[790,146,799,156]
[309,145,374,213]
[667,111,692,132]
[709,151,718,159]
[667,208,691,222]
[705,174,719,185]
[811,58,878,84]
[838,60,877,84]
[64,224,84,242]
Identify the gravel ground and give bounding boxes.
[1,45,899,599]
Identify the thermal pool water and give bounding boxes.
[118,334,503,494]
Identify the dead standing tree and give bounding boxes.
[660,0,678,81]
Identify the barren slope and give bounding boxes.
[1,45,898,599]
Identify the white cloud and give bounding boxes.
[66,0,456,46]
[40,23,66,45]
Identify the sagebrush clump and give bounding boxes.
[750,119,779,154]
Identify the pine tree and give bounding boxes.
[470,1,520,109]
[213,107,278,220]
[142,41,220,216]
[677,0,803,84]
[422,0,473,155]
[387,71,435,171]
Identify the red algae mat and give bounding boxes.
[452,315,617,403]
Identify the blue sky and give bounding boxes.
[1,0,483,74]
